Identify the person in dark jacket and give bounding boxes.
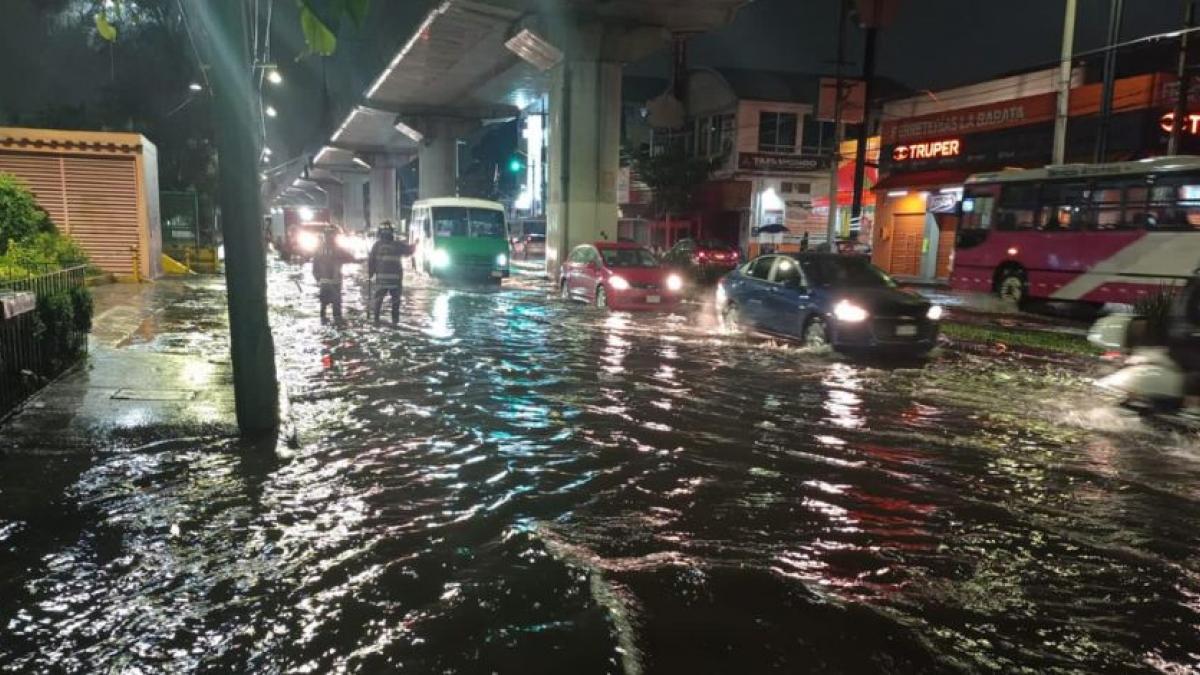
[368,222,411,325]
[313,229,353,325]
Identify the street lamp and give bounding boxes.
[267,69,283,85]
[265,105,278,118]
[188,82,203,92]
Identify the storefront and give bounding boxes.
[872,71,1184,281]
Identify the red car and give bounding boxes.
[663,238,741,284]
[559,241,685,310]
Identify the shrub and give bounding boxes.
[1133,286,1179,345]
[37,291,77,371]
[0,173,53,254]
[0,232,90,276]
[70,286,94,333]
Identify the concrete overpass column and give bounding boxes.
[340,174,369,232]
[546,59,622,274]
[317,180,344,228]
[368,163,398,228]
[410,117,479,200]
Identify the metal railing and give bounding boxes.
[0,265,88,417]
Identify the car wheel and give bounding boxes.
[803,316,830,348]
[997,267,1027,305]
[560,280,571,302]
[595,285,609,309]
[722,302,743,332]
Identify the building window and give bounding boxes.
[801,115,836,155]
[758,112,797,154]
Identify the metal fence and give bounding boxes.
[0,265,88,417]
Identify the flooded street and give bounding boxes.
[4,263,1200,673]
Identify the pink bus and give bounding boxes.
[952,157,1200,305]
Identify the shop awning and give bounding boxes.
[873,169,974,193]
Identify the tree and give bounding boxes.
[0,174,53,255]
[631,146,714,219]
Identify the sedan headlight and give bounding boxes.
[609,275,630,291]
[431,248,451,269]
[297,231,319,253]
[495,253,508,267]
[833,300,869,323]
[926,305,944,321]
[665,273,684,292]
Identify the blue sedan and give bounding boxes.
[716,253,943,355]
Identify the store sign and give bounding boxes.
[881,92,1056,145]
[891,138,962,162]
[0,291,35,320]
[738,153,832,174]
[1159,111,1200,135]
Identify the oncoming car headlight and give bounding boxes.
[431,249,451,269]
[833,300,869,323]
[297,231,320,253]
[609,276,631,291]
[665,273,684,292]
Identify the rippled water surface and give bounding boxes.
[3,264,1200,673]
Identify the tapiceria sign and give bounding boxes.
[891,138,962,162]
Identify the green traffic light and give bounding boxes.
[508,158,524,173]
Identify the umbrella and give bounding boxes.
[754,224,790,236]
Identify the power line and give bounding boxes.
[175,0,210,91]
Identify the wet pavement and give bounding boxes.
[2,262,1200,673]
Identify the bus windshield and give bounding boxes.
[432,207,507,238]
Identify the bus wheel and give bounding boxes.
[997,267,1027,305]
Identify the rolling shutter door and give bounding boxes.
[63,156,139,275]
[889,214,924,278]
[0,152,69,227]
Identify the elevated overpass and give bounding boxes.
[293,0,750,272]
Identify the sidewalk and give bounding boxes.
[0,278,237,453]
[908,285,1093,336]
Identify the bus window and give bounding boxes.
[1040,182,1091,232]
[958,187,997,248]
[1090,180,1126,230]
[468,209,506,238]
[995,184,1038,231]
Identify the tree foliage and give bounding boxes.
[298,0,371,55]
[632,146,714,219]
[0,174,53,255]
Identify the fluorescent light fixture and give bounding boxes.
[331,108,363,144]
[939,187,962,195]
[352,157,372,170]
[505,28,564,71]
[265,106,278,118]
[393,119,425,143]
[887,190,908,198]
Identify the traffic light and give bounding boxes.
[508,153,526,173]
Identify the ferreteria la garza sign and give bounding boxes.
[737,153,832,173]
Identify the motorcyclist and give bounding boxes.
[368,222,411,325]
[312,228,352,325]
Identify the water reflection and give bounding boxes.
[3,268,1200,673]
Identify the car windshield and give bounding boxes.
[799,256,896,289]
[432,207,506,238]
[601,247,659,268]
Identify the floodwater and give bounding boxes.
[3,262,1200,674]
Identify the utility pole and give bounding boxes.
[1094,0,1125,163]
[825,0,849,249]
[205,0,280,436]
[1169,0,1197,156]
[850,24,878,223]
[1053,0,1078,164]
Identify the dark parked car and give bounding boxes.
[716,253,943,355]
[663,238,741,284]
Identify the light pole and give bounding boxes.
[1169,0,1197,156]
[202,0,280,436]
[1053,0,1077,164]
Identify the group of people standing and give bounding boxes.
[311,222,411,326]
